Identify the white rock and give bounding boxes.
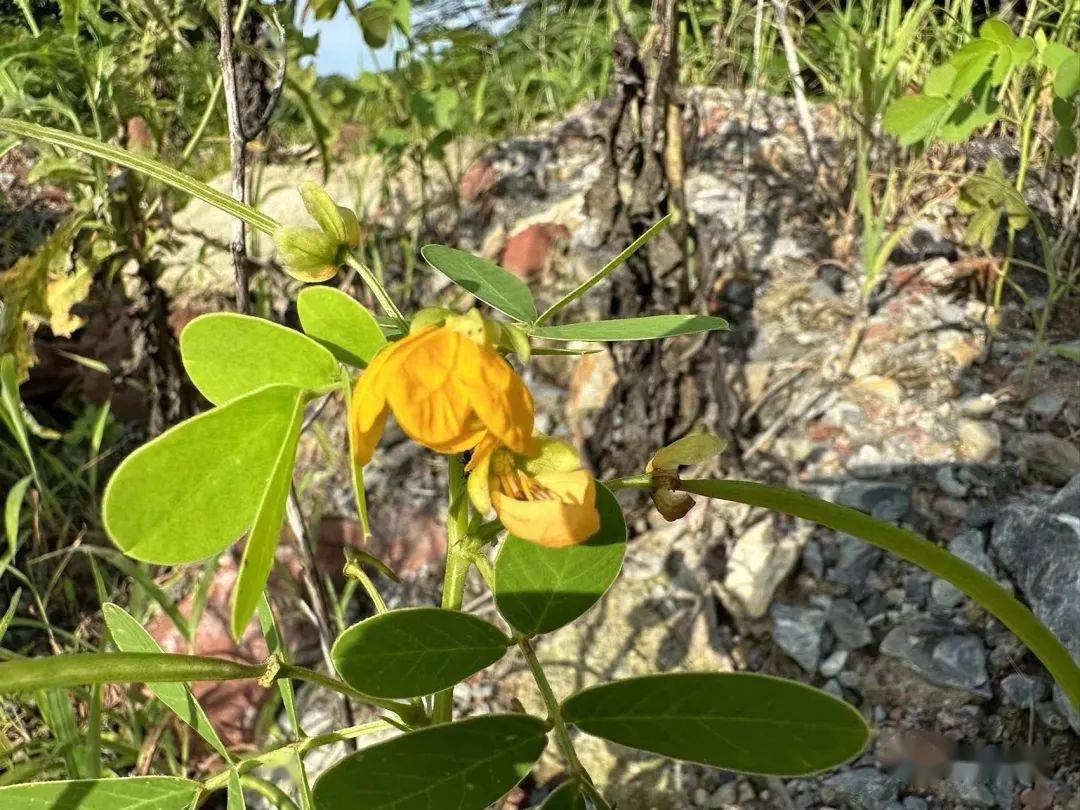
[717,519,803,619]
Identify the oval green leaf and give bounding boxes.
[531,314,728,342]
[103,385,308,565]
[102,604,230,760]
[297,286,387,367]
[495,484,626,636]
[0,777,201,809]
[312,714,548,809]
[180,313,339,405]
[332,607,510,698]
[421,245,537,322]
[562,673,869,776]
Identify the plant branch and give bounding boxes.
[217,0,251,313]
[433,454,472,724]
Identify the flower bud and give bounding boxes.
[299,182,361,249]
[273,226,340,283]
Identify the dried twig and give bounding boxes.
[769,0,821,174]
[217,0,250,313]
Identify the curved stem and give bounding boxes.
[433,454,472,725]
[344,254,406,328]
[678,479,1080,712]
[517,637,611,810]
[278,664,421,725]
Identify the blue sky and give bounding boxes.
[301,3,524,78]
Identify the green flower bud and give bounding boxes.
[299,182,361,249]
[409,307,452,333]
[273,226,340,283]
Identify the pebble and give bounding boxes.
[820,649,849,677]
[827,534,884,598]
[771,604,827,672]
[880,619,989,690]
[1001,673,1048,706]
[827,599,873,648]
[958,393,997,417]
[823,768,900,810]
[957,418,1001,462]
[837,481,911,522]
[934,465,970,498]
[1026,391,1065,421]
[930,578,964,608]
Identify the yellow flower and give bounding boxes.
[349,316,534,465]
[467,436,600,548]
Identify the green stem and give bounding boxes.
[517,637,610,810]
[603,474,654,492]
[433,454,472,725]
[278,664,420,725]
[678,479,1080,712]
[200,720,389,795]
[344,254,407,328]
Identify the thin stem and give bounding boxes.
[344,254,407,329]
[517,637,611,810]
[200,720,389,795]
[603,474,654,491]
[433,454,472,724]
[278,664,420,724]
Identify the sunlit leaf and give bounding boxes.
[297,286,386,367]
[103,385,310,564]
[181,314,339,405]
[0,777,201,809]
[531,314,727,342]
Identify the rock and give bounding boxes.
[902,798,929,810]
[931,579,964,608]
[947,529,996,579]
[827,599,873,649]
[827,533,884,598]
[500,222,570,278]
[952,775,996,807]
[958,393,998,417]
[460,160,497,201]
[1000,673,1048,707]
[823,768,900,810]
[957,419,1001,463]
[990,495,1080,728]
[820,649,849,678]
[934,466,970,498]
[717,519,803,619]
[1026,392,1066,422]
[771,604,827,672]
[836,482,911,522]
[565,350,617,443]
[880,619,988,691]
[848,376,904,406]
[1007,432,1080,485]
[1051,473,1080,517]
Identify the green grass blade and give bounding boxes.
[0,118,279,235]
[680,479,1080,712]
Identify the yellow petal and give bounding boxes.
[459,340,535,456]
[492,470,599,548]
[349,339,399,465]
[386,329,479,451]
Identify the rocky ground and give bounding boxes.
[9,88,1080,808]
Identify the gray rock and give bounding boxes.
[947,530,995,577]
[880,618,988,690]
[802,539,825,579]
[837,482,912,522]
[1052,684,1080,733]
[902,798,929,810]
[828,534,885,598]
[935,465,970,498]
[1050,473,1080,518]
[820,649,849,678]
[828,599,873,649]
[990,495,1080,729]
[823,768,900,810]
[952,776,996,807]
[1026,391,1066,421]
[772,604,827,672]
[1000,673,1048,706]
[1007,432,1080,485]
[931,578,964,608]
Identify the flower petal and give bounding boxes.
[349,338,401,465]
[459,340,535,456]
[492,470,599,548]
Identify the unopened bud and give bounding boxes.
[273,226,340,282]
[299,182,361,249]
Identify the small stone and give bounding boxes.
[1008,432,1080,486]
[718,519,802,619]
[931,579,964,608]
[931,635,989,689]
[1000,673,1047,706]
[1051,474,1080,517]
[1052,684,1080,733]
[771,604,827,672]
[935,466,970,498]
[1026,392,1065,421]
[827,599,873,649]
[1036,701,1069,730]
[953,777,996,807]
[802,539,825,579]
[828,533,884,598]
[823,768,900,810]
[836,482,911,522]
[848,375,904,406]
[820,649,849,678]
[958,393,997,417]
[957,419,1001,463]
[823,678,844,699]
